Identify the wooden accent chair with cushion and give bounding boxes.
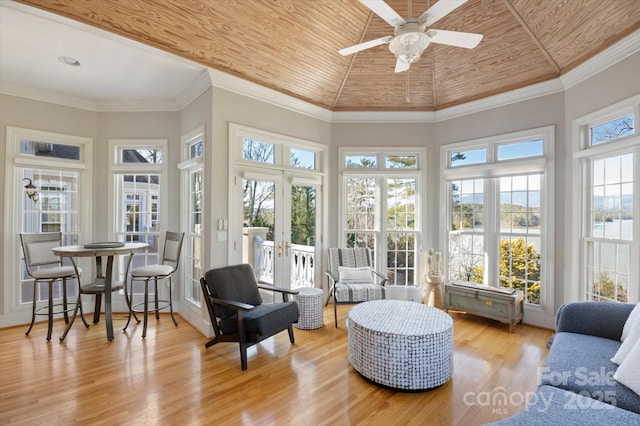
[325,247,389,327]
[200,264,300,370]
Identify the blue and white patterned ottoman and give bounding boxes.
[347,299,454,390]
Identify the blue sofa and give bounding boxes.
[487,302,640,424]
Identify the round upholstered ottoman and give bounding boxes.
[347,299,453,390]
[293,287,324,329]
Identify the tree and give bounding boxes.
[593,271,627,302]
[290,184,316,245]
[242,141,316,245]
[461,237,541,303]
[499,238,540,304]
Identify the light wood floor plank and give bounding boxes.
[0,306,551,425]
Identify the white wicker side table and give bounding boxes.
[347,299,453,390]
[294,287,324,329]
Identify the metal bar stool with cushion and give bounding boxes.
[325,247,389,327]
[124,231,184,338]
[20,232,82,341]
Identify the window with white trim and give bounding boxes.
[110,139,167,296]
[179,127,204,307]
[442,127,554,307]
[5,127,91,311]
[574,95,639,303]
[339,149,425,285]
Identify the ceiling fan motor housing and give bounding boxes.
[389,21,430,64]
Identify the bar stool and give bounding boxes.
[124,231,184,338]
[20,232,82,341]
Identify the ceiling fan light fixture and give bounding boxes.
[389,31,430,64]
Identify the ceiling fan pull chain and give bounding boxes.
[405,70,411,103]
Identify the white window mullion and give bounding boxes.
[631,145,640,302]
[485,178,498,286]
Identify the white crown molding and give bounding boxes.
[330,79,566,123]
[560,28,640,90]
[0,82,99,111]
[176,70,213,110]
[95,99,181,112]
[434,78,566,121]
[0,82,184,112]
[207,68,334,122]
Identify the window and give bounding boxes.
[6,127,91,314]
[179,127,204,307]
[574,95,639,303]
[590,114,634,145]
[443,126,554,309]
[21,169,81,305]
[110,140,167,295]
[340,148,424,286]
[229,123,325,291]
[290,148,316,169]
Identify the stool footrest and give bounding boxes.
[35,303,75,316]
[131,300,172,313]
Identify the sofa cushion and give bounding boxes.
[614,338,640,396]
[611,308,640,364]
[483,385,640,425]
[621,302,640,341]
[219,301,299,335]
[541,332,640,414]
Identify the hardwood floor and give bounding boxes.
[0,306,552,425]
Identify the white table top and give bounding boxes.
[53,242,148,257]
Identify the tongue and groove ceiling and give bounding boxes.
[8,0,640,112]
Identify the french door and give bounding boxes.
[237,171,320,290]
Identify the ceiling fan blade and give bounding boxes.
[395,58,410,73]
[338,35,393,56]
[428,29,483,49]
[419,0,468,26]
[360,0,405,27]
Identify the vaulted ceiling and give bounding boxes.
[10,0,640,112]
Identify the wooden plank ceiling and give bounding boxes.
[16,0,640,112]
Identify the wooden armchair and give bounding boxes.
[200,264,299,370]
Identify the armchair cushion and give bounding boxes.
[205,265,263,319]
[338,266,374,284]
[219,302,299,335]
[335,283,386,303]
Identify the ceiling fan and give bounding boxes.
[339,0,483,72]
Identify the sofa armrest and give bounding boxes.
[556,301,634,340]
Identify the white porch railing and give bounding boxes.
[245,229,315,289]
